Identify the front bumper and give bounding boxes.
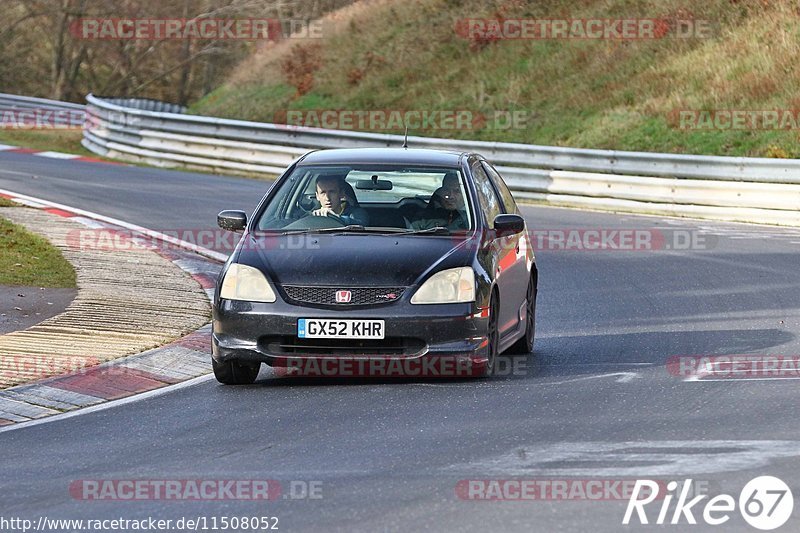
[212,297,490,372]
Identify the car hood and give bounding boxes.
[235,233,475,287]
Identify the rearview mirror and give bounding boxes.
[218,210,247,231]
[493,214,524,237]
[355,175,393,190]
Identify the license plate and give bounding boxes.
[297,318,384,339]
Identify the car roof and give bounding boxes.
[296,148,470,167]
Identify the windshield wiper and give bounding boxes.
[312,225,367,233]
[394,226,451,235]
[275,225,366,235]
[273,229,314,236]
[307,226,422,235]
[272,225,447,236]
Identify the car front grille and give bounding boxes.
[281,285,405,306]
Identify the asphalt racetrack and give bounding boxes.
[1,151,799,532]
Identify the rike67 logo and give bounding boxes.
[623,476,794,530]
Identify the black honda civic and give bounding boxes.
[212,148,537,384]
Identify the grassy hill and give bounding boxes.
[192,0,800,158]
[0,203,77,288]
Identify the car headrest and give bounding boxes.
[427,187,445,209]
[341,180,360,207]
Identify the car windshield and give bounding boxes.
[254,164,473,234]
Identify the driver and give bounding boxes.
[312,175,370,226]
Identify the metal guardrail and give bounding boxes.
[0,93,86,112]
[93,97,187,114]
[0,93,184,129]
[71,93,800,226]
[0,93,86,128]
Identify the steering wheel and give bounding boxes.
[281,212,346,230]
[296,198,346,224]
[324,211,346,224]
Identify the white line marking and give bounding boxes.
[541,372,641,385]
[0,187,227,262]
[0,374,214,434]
[0,144,17,151]
[36,151,81,160]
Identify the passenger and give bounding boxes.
[312,175,370,226]
[412,172,468,230]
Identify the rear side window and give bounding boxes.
[471,163,501,225]
[483,162,518,214]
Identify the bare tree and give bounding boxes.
[0,0,355,103]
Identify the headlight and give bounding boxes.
[411,267,475,304]
[219,263,276,303]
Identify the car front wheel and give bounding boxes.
[480,292,500,377]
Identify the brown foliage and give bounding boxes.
[764,145,790,158]
[281,43,324,96]
[346,50,385,86]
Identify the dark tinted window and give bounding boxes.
[483,162,518,214]
[471,163,501,224]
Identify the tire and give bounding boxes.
[508,277,536,355]
[212,358,261,385]
[481,292,500,377]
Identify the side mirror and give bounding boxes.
[218,210,247,231]
[493,214,524,238]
